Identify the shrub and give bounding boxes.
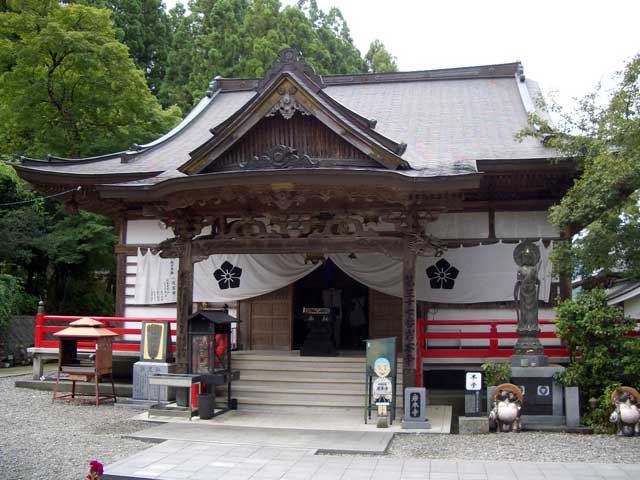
[555,288,640,429]
[482,362,512,386]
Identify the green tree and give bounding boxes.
[0,2,178,315]
[523,55,640,279]
[159,2,196,111]
[0,1,180,158]
[161,0,375,114]
[67,0,172,96]
[365,39,397,73]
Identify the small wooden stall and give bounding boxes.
[52,317,119,405]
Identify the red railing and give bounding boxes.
[415,318,567,387]
[415,318,640,386]
[34,312,176,353]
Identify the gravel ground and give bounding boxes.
[3,375,640,480]
[0,375,151,480]
[388,432,640,463]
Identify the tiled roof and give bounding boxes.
[13,59,561,183]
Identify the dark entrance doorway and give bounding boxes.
[293,259,369,351]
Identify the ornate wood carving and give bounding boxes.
[258,48,325,91]
[267,85,310,120]
[239,145,318,170]
[205,114,379,173]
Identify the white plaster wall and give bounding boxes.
[427,212,488,239]
[126,219,174,244]
[624,296,640,319]
[495,211,558,238]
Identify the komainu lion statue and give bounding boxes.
[609,387,640,436]
[489,383,523,433]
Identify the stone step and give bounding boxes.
[234,368,403,382]
[234,378,403,391]
[233,395,403,409]
[230,382,403,397]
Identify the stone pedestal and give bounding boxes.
[402,387,430,429]
[511,365,565,425]
[133,361,175,401]
[459,416,489,434]
[564,386,581,427]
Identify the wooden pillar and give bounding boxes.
[558,226,573,301]
[402,238,417,388]
[173,219,201,373]
[114,215,127,317]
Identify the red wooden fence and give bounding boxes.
[34,313,176,353]
[415,318,640,386]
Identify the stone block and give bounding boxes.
[565,386,581,427]
[486,386,497,415]
[458,416,489,434]
[133,361,175,401]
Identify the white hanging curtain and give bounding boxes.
[193,254,321,302]
[133,250,320,304]
[134,241,553,305]
[330,241,553,303]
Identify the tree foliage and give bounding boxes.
[524,54,640,279]
[554,289,640,429]
[0,2,181,315]
[67,0,172,96]
[0,0,180,158]
[161,0,373,113]
[365,39,397,73]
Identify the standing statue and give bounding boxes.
[512,240,546,366]
[610,387,640,436]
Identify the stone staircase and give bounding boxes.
[228,352,403,411]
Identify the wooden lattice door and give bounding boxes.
[246,286,292,350]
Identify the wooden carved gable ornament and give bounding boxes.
[181,49,410,175]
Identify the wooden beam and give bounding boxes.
[173,220,202,373]
[114,215,127,317]
[402,237,417,389]
[168,236,404,258]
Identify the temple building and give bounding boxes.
[14,50,576,404]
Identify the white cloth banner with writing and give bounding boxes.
[134,241,553,305]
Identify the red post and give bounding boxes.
[34,301,45,348]
[489,322,498,355]
[415,319,423,387]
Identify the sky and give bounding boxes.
[163,0,640,113]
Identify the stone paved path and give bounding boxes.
[128,422,393,454]
[104,437,640,480]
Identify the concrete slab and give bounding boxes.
[131,404,452,434]
[127,422,394,454]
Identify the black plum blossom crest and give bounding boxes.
[214,261,242,289]
[426,258,459,290]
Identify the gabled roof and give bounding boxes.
[11,49,562,188]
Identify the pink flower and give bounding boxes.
[86,460,104,479]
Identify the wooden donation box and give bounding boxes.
[53,317,119,405]
[301,307,337,356]
[187,308,239,417]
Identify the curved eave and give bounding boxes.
[11,163,164,186]
[96,168,482,200]
[476,156,576,172]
